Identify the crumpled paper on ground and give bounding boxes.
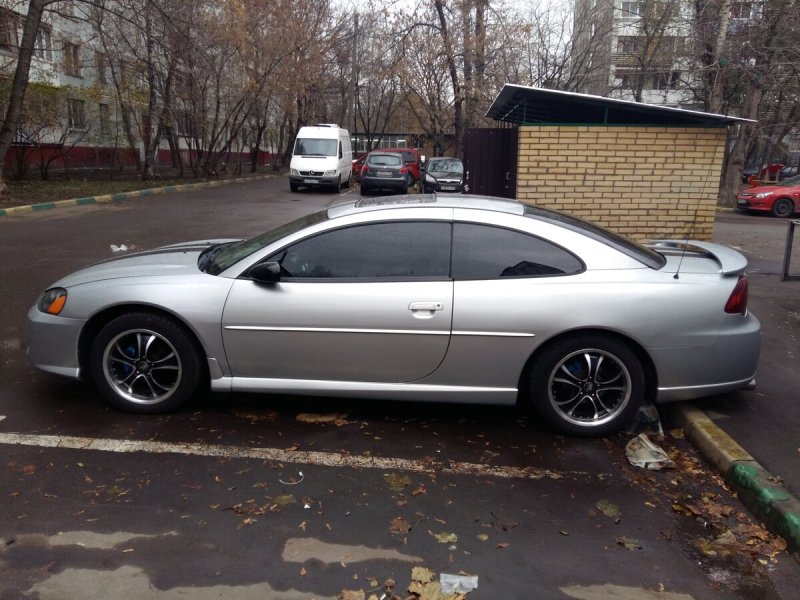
[440,573,478,594]
[625,433,675,470]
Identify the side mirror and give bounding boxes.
[248,261,281,283]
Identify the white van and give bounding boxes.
[289,125,353,192]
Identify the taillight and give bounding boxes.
[399,166,408,174]
[724,276,748,315]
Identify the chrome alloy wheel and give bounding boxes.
[547,348,632,428]
[102,328,182,405]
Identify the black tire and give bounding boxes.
[360,185,370,196]
[529,334,643,436]
[290,181,299,193]
[90,312,203,413]
[771,198,794,218]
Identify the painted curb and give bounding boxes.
[672,403,800,559]
[0,174,274,217]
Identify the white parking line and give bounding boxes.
[0,431,597,481]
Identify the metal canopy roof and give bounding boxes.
[486,84,753,127]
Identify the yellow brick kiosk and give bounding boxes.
[479,85,751,242]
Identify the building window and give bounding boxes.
[730,2,753,19]
[67,98,86,129]
[35,26,52,61]
[616,36,642,54]
[652,71,681,90]
[99,103,110,134]
[63,41,82,77]
[95,51,107,84]
[620,1,644,18]
[1,9,19,53]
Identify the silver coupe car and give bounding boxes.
[27,195,760,436]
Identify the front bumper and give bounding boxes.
[423,181,463,194]
[290,175,338,187]
[736,196,769,212]
[26,305,85,378]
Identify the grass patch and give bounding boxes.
[1,168,276,209]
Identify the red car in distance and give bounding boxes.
[736,175,800,217]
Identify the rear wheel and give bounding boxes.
[529,334,643,436]
[90,312,203,413]
[771,198,794,218]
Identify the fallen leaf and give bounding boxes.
[296,413,349,424]
[477,533,489,542]
[384,473,412,492]
[410,566,435,583]
[595,500,622,520]
[389,516,411,535]
[615,536,642,550]
[430,531,458,544]
[496,542,510,549]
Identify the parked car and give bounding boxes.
[422,157,465,193]
[736,174,800,217]
[352,154,367,182]
[360,152,409,195]
[381,147,423,186]
[779,165,798,180]
[27,195,760,436]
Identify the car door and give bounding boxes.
[221,220,453,383]
[445,218,585,387]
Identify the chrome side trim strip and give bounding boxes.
[224,326,448,335]
[452,331,534,338]
[224,326,533,338]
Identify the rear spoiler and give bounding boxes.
[646,240,748,275]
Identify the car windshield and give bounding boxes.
[368,154,402,166]
[428,159,463,174]
[777,175,800,186]
[523,205,667,269]
[293,138,338,157]
[205,210,328,275]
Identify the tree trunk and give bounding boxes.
[0,0,50,195]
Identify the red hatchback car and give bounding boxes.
[737,175,800,217]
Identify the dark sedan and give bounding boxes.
[423,157,465,193]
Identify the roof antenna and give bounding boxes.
[673,142,721,280]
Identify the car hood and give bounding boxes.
[429,170,463,181]
[739,185,786,195]
[52,239,239,287]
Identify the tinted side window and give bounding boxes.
[452,223,583,280]
[274,222,451,279]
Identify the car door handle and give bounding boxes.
[409,301,444,312]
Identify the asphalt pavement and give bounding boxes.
[1,178,799,599]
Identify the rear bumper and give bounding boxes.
[361,176,407,191]
[653,313,761,402]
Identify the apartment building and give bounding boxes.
[574,0,761,109]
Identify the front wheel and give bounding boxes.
[528,334,644,436]
[772,198,794,218]
[289,181,298,193]
[90,312,203,413]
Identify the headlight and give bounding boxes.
[755,192,773,198]
[290,168,299,176]
[38,288,68,315]
[425,173,436,183]
[323,169,337,177]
